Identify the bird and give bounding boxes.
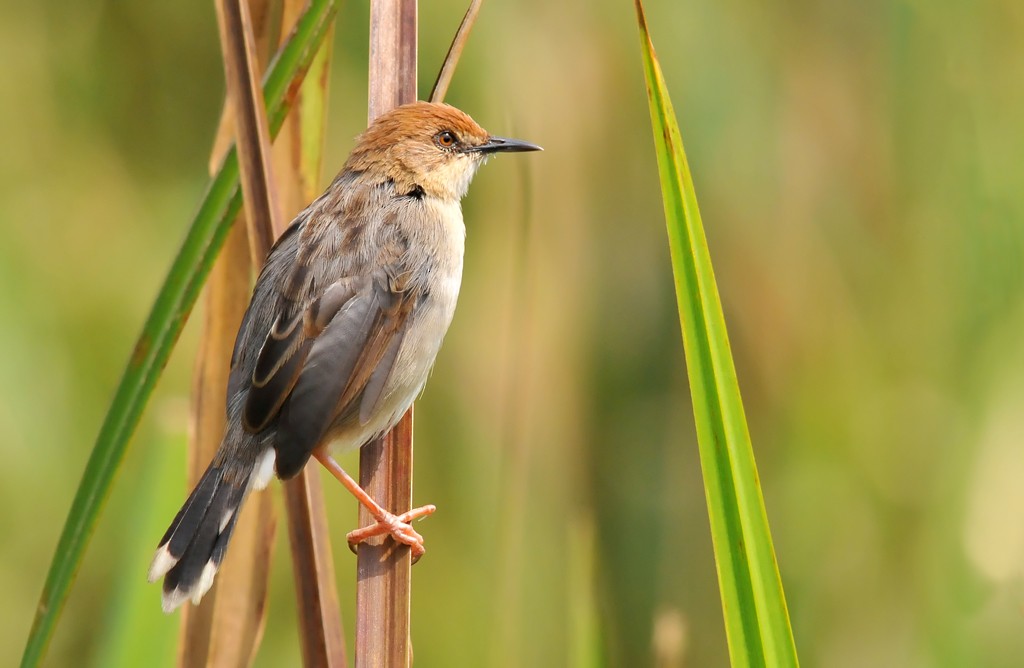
[148,101,541,612]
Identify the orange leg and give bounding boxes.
[313,451,436,559]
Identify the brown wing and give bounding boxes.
[271,274,417,478]
[241,276,365,433]
[233,204,419,479]
[238,212,370,435]
[228,220,304,402]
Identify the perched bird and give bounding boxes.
[148,101,541,612]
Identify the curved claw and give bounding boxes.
[346,503,436,561]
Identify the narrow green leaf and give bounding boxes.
[91,431,183,668]
[633,1,799,666]
[20,2,339,666]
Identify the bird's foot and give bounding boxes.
[313,450,437,560]
[346,504,436,560]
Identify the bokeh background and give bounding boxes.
[3,0,1024,665]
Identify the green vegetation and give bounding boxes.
[636,1,797,663]
[2,0,1022,666]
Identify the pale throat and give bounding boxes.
[414,157,483,202]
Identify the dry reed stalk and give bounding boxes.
[178,1,278,665]
[181,207,278,668]
[217,0,284,247]
[221,0,349,663]
[185,0,347,665]
[273,3,348,664]
[355,2,417,666]
[428,0,482,104]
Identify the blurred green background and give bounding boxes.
[3,0,1024,665]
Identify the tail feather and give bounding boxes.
[210,507,243,566]
[163,465,221,559]
[148,463,250,613]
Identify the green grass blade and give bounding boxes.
[633,1,799,665]
[19,2,339,666]
[91,431,183,668]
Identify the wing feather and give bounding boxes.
[274,276,417,478]
[242,315,311,432]
[232,205,420,479]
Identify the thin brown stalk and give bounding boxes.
[179,1,279,665]
[367,0,418,119]
[356,415,416,667]
[274,1,348,664]
[283,472,348,667]
[217,0,285,250]
[180,211,279,668]
[218,0,348,665]
[428,0,483,104]
[209,0,280,168]
[356,2,417,666]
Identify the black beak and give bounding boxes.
[466,136,543,154]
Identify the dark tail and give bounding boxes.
[148,462,249,612]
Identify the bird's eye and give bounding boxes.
[435,130,458,148]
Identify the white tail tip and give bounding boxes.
[147,544,178,583]
[159,559,220,613]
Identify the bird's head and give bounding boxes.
[345,101,541,201]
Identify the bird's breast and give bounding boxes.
[395,196,465,377]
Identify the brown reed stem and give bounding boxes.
[218,0,346,664]
[178,1,281,665]
[428,0,482,104]
[356,3,417,666]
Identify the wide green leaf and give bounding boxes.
[20,2,339,666]
[633,1,799,665]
